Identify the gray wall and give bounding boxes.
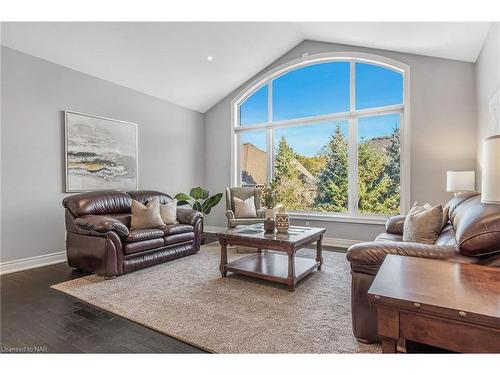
[1,46,204,263]
[475,23,500,184]
[204,40,477,241]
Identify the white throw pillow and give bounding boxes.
[160,199,178,225]
[233,196,257,218]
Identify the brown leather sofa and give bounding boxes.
[63,190,203,278]
[346,192,500,343]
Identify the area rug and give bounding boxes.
[52,244,381,353]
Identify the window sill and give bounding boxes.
[289,211,388,225]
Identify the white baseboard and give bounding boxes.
[0,251,67,275]
[203,225,362,249]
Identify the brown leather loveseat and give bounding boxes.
[63,190,203,278]
[346,193,500,343]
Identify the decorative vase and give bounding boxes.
[265,208,275,219]
[264,218,276,233]
[275,205,290,234]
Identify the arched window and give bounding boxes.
[232,53,409,220]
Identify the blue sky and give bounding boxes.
[239,62,402,156]
[242,114,400,157]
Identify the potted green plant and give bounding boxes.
[262,185,278,233]
[262,184,277,216]
[175,187,223,243]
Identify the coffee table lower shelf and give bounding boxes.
[225,252,320,291]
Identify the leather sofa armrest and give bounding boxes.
[225,210,235,220]
[177,208,203,225]
[75,215,129,237]
[346,240,464,272]
[385,215,406,235]
[256,208,266,218]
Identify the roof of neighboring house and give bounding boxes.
[241,143,267,185]
[241,143,315,186]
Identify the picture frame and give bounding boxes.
[64,110,139,192]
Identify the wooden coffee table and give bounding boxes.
[217,224,325,291]
[368,255,500,353]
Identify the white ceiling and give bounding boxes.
[1,22,492,113]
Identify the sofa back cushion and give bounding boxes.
[445,192,480,223]
[63,190,132,217]
[453,195,500,256]
[127,190,173,205]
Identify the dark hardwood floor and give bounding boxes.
[0,235,219,354]
[1,233,346,354]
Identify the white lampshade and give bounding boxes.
[446,171,475,192]
[481,135,500,204]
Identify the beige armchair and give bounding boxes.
[225,187,266,228]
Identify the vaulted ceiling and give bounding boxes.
[1,22,492,112]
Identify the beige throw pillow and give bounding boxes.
[160,199,178,225]
[130,197,165,230]
[403,202,443,244]
[233,196,257,218]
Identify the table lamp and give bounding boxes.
[446,171,475,196]
[481,135,500,204]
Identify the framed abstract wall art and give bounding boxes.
[64,110,138,192]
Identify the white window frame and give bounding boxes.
[230,52,411,225]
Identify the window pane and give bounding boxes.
[272,62,350,121]
[355,63,403,109]
[240,131,267,186]
[357,113,401,215]
[239,85,268,126]
[272,121,349,212]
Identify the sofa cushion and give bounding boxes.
[445,192,480,224]
[160,223,194,236]
[124,238,165,255]
[126,228,165,243]
[385,215,405,235]
[453,195,500,256]
[63,190,132,217]
[127,190,173,205]
[164,232,195,246]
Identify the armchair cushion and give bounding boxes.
[176,208,203,226]
[75,214,129,237]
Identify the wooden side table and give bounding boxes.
[368,255,500,353]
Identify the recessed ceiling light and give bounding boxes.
[207,56,214,62]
